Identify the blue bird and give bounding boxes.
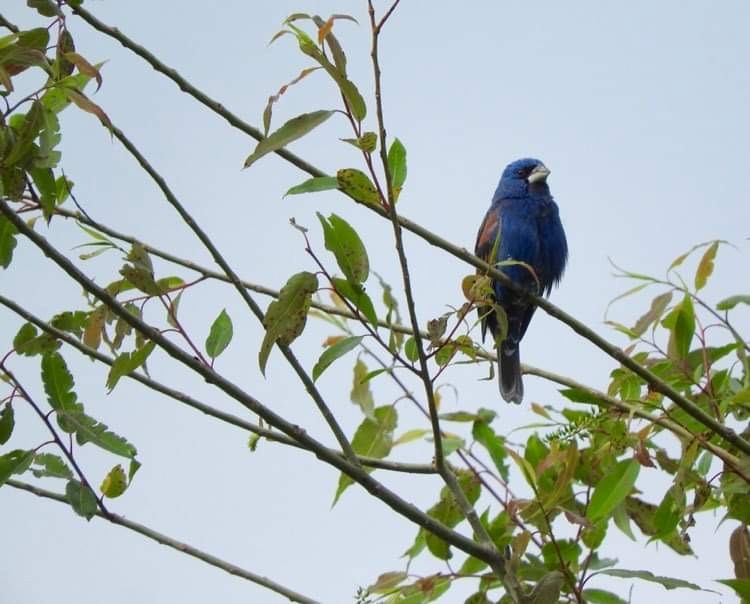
[474,158,568,404]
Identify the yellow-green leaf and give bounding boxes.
[244,110,333,168]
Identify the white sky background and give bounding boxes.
[2,1,749,603]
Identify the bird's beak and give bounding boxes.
[527,164,550,184]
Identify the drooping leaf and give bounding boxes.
[120,264,162,296]
[588,459,640,522]
[597,568,705,591]
[351,358,375,420]
[424,470,481,559]
[312,335,363,381]
[662,294,695,361]
[58,411,137,458]
[262,66,321,135]
[368,571,407,594]
[317,212,369,284]
[0,215,18,268]
[244,110,334,168]
[63,52,102,91]
[336,168,380,205]
[205,309,233,359]
[653,485,685,539]
[259,272,318,375]
[13,323,60,356]
[472,420,508,480]
[100,464,128,498]
[387,138,407,201]
[694,241,719,291]
[66,89,112,129]
[65,479,98,520]
[333,406,397,504]
[284,175,338,196]
[331,277,377,327]
[0,403,14,445]
[632,291,673,337]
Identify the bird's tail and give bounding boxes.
[498,343,523,405]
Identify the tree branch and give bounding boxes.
[0,294,436,476]
[6,479,320,604]
[0,199,499,565]
[68,4,750,456]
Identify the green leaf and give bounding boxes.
[694,241,719,291]
[527,570,565,604]
[106,342,155,391]
[663,294,695,361]
[333,406,397,504]
[18,27,50,50]
[387,138,407,201]
[631,291,673,337]
[653,485,685,539]
[284,176,338,196]
[342,131,377,152]
[472,420,508,480]
[59,411,137,458]
[317,212,369,284]
[100,464,128,498]
[717,295,750,311]
[559,387,605,405]
[581,589,628,604]
[259,272,318,375]
[205,309,233,359]
[424,470,481,559]
[368,571,407,594]
[0,215,18,268]
[588,459,640,522]
[598,568,705,591]
[392,429,429,447]
[65,479,98,520]
[120,264,162,296]
[31,453,72,479]
[41,352,77,411]
[336,168,380,205]
[244,110,334,168]
[506,447,537,490]
[0,449,34,486]
[351,359,375,420]
[313,335,363,381]
[27,0,62,17]
[717,579,750,599]
[612,501,635,540]
[331,277,377,327]
[13,323,60,356]
[0,403,14,445]
[404,337,418,362]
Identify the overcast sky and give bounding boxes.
[2,1,749,603]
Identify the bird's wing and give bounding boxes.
[474,206,500,263]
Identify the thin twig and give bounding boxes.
[0,294,435,475]
[6,479,319,604]
[105,123,358,466]
[0,363,109,516]
[0,199,498,564]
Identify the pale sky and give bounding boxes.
[2,2,749,603]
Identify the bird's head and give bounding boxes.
[494,158,550,200]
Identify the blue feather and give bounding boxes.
[475,158,568,404]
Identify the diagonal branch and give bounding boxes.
[0,294,435,475]
[68,4,750,456]
[0,199,499,565]
[104,124,357,466]
[6,479,320,604]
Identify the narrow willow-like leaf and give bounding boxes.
[472,420,508,480]
[694,240,719,291]
[312,335,363,381]
[205,309,233,359]
[244,110,334,168]
[284,176,338,196]
[588,459,640,521]
[631,291,672,337]
[387,138,407,201]
[597,568,706,591]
